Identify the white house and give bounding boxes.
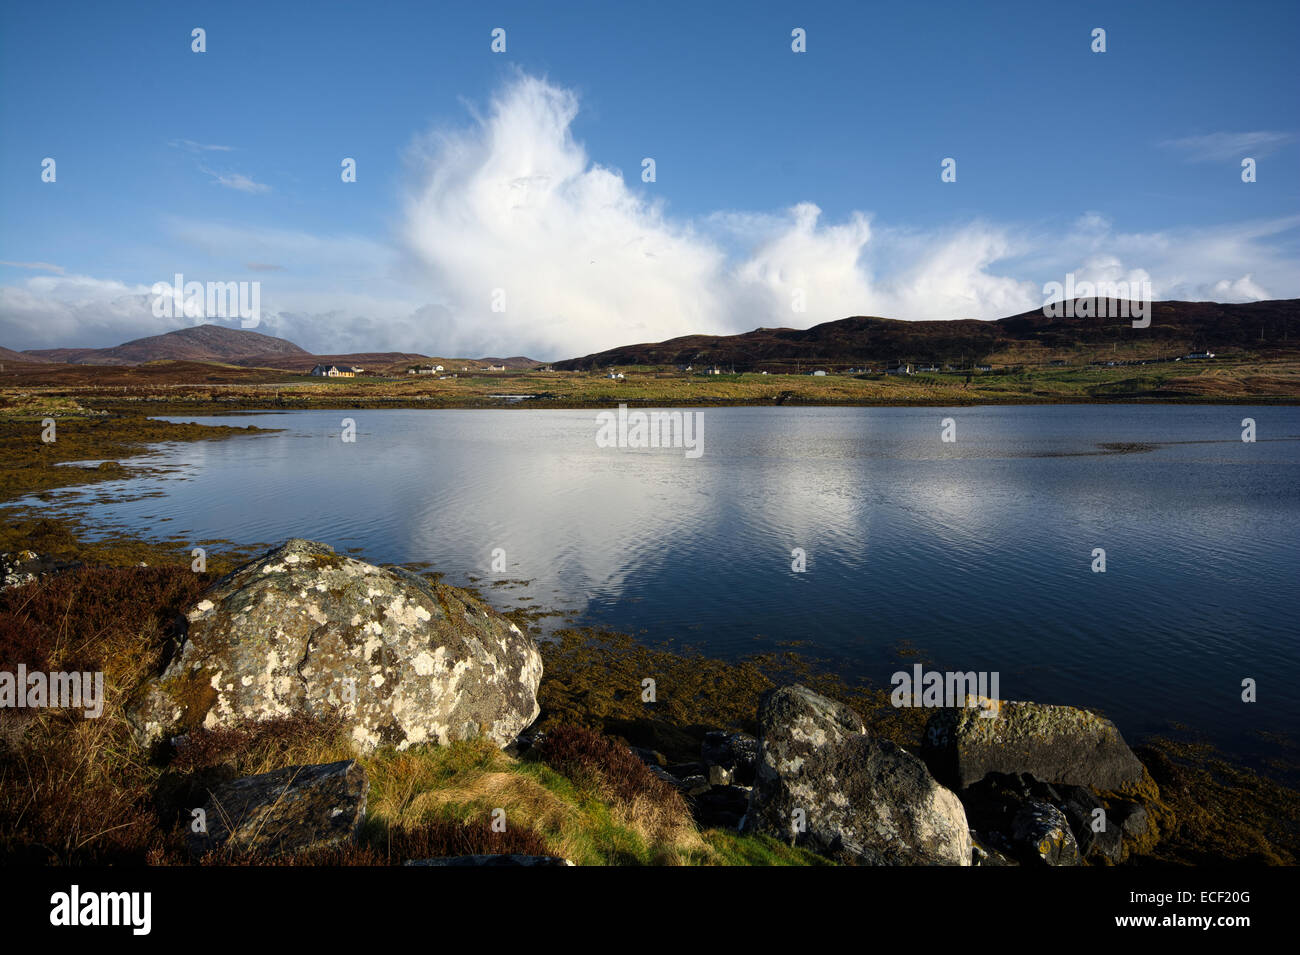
[311,364,360,378]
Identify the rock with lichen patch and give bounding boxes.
[128,539,542,752]
[744,684,972,866]
[1011,799,1081,866]
[923,698,1146,791]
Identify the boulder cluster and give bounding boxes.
[629,685,1163,866]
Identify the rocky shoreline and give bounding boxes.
[5,538,1263,867]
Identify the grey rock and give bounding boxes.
[189,759,368,858]
[1011,800,1081,866]
[702,730,759,785]
[1,551,81,590]
[1060,785,1124,863]
[923,698,1146,791]
[690,784,751,829]
[1115,801,1150,839]
[646,764,681,787]
[960,773,1152,866]
[679,774,712,797]
[744,684,971,866]
[970,830,1018,866]
[707,764,734,787]
[129,539,543,752]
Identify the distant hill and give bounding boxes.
[0,346,47,363]
[554,300,1300,371]
[477,356,545,369]
[22,324,312,366]
[10,325,545,374]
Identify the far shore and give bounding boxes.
[2,352,1299,415]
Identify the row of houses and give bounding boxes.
[311,364,364,377]
[679,363,995,376]
[835,363,974,375]
[409,363,517,374]
[1090,350,1216,369]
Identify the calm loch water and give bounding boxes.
[31,405,1300,765]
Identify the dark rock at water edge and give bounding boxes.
[923,699,1146,791]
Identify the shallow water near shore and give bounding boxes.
[26,404,1300,769]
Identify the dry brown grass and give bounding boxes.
[0,567,211,864]
[188,819,551,866]
[167,715,354,776]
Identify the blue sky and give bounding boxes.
[1,0,1297,359]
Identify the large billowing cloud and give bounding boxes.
[2,73,1298,357]
[400,74,730,357]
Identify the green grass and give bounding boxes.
[359,737,831,866]
[698,830,834,866]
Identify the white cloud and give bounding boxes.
[0,274,163,348]
[0,260,65,274]
[200,167,271,194]
[169,139,235,153]
[401,73,729,357]
[1160,131,1293,162]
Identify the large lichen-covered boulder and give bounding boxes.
[128,539,542,752]
[923,698,1145,791]
[744,684,972,866]
[189,759,368,859]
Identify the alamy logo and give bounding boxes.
[150,272,261,328]
[1041,273,1152,328]
[890,665,1000,717]
[50,885,151,935]
[0,665,104,718]
[595,404,704,458]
